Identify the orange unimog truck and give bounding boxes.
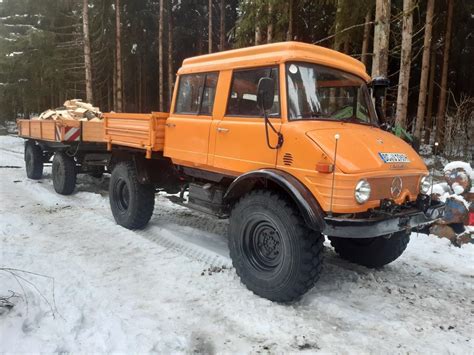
[20,42,444,302]
[104,42,444,302]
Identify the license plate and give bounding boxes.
[379,152,410,163]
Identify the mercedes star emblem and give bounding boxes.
[391,176,403,198]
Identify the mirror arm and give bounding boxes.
[264,111,284,150]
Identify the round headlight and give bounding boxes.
[419,176,431,194]
[355,179,371,204]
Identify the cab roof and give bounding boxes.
[178,41,370,81]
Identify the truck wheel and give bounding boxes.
[24,141,43,180]
[329,231,410,268]
[228,190,324,303]
[52,152,77,195]
[109,161,155,230]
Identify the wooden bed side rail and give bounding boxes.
[104,112,167,158]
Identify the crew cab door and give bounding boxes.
[164,73,218,165]
[212,66,281,173]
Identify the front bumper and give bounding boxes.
[322,200,444,238]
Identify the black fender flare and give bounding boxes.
[224,169,326,232]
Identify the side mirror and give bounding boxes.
[369,76,390,125]
[257,77,275,112]
[370,76,390,100]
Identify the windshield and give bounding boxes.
[286,62,377,125]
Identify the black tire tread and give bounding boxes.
[24,141,43,180]
[229,190,324,303]
[52,152,77,195]
[329,231,410,268]
[109,161,155,230]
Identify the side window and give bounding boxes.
[200,73,218,115]
[175,74,204,114]
[226,67,279,117]
[175,72,218,115]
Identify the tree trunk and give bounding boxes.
[361,10,372,68]
[395,0,414,129]
[286,0,293,41]
[208,0,213,53]
[414,0,435,140]
[159,0,164,112]
[424,48,436,143]
[138,54,143,112]
[115,0,123,112]
[219,0,225,51]
[168,0,174,109]
[267,2,273,43]
[334,0,343,51]
[255,5,262,45]
[372,0,391,77]
[113,51,117,111]
[83,0,93,103]
[435,0,454,148]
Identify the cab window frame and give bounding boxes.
[284,61,376,125]
[225,66,281,118]
[174,71,219,116]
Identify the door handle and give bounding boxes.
[165,123,176,128]
[217,127,229,133]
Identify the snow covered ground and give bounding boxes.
[0,135,473,353]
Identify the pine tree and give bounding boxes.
[435,0,454,148]
[372,0,391,78]
[219,0,226,50]
[414,0,435,140]
[83,0,93,103]
[115,0,123,112]
[159,0,164,112]
[395,0,414,129]
[209,0,213,53]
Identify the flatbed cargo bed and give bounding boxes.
[104,112,168,158]
[17,119,105,144]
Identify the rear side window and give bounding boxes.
[175,72,218,115]
[226,67,279,117]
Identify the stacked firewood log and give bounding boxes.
[31,99,102,121]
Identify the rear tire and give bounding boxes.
[109,161,155,230]
[24,141,43,180]
[228,190,324,303]
[329,231,410,268]
[52,152,77,195]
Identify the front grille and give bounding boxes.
[367,175,419,200]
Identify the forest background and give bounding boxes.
[0,0,472,157]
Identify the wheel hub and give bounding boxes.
[244,219,283,272]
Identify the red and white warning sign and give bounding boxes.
[55,125,81,142]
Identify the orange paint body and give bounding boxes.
[163,42,428,213]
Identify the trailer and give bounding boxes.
[17,118,109,195]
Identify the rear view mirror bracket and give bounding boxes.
[257,77,284,150]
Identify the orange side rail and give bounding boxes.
[104,112,168,158]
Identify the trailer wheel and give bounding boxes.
[24,141,43,180]
[109,161,155,230]
[329,231,410,268]
[52,152,77,195]
[228,190,324,303]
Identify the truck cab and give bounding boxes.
[106,42,443,302]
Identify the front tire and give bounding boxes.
[109,161,155,230]
[228,190,324,303]
[52,152,77,195]
[329,230,410,268]
[24,141,43,179]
